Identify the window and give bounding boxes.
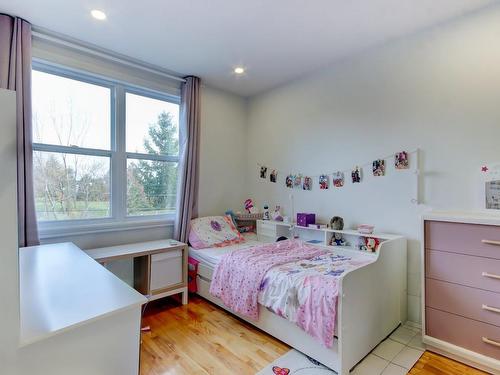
[32,63,180,230]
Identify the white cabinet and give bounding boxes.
[256,220,292,242]
[150,249,183,292]
[86,240,188,304]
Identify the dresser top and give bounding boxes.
[423,210,500,226]
[19,242,147,347]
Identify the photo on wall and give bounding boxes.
[319,174,329,189]
[332,172,344,187]
[270,170,278,183]
[294,174,302,188]
[351,166,362,183]
[486,180,500,209]
[372,159,385,176]
[260,166,268,179]
[303,176,312,190]
[286,174,293,188]
[395,151,409,169]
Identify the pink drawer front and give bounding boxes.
[426,307,500,360]
[426,278,500,327]
[425,250,500,293]
[425,220,500,259]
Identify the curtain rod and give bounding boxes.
[31,27,187,83]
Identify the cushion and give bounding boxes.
[189,215,245,249]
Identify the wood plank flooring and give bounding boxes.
[140,295,490,375]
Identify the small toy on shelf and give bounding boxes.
[263,204,270,220]
[330,216,344,230]
[330,232,346,246]
[357,224,374,234]
[244,198,256,213]
[297,213,315,227]
[271,205,283,221]
[364,237,380,252]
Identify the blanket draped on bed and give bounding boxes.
[209,239,327,320]
[257,253,372,347]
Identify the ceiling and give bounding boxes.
[0,0,496,97]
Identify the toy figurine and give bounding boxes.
[271,206,283,221]
[330,216,344,230]
[244,198,257,214]
[263,204,270,220]
[330,232,346,246]
[364,237,380,252]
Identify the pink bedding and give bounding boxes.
[209,240,373,347]
[209,239,327,320]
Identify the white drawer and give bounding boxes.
[257,221,277,237]
[150,249,183,292]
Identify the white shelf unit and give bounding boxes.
[256,219,398,254]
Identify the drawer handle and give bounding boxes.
[481,239,500,246]
[482,337,500,348]
[482,272,500,280]
[482,304,500,314]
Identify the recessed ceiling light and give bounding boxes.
[91,9,107,20]
[234,67,245,75]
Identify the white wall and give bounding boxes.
[198,85,248,217]
[246,7,500,323]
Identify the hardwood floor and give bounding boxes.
[140,295,289,374]
[408,352,488,375]
[140,296,489,375]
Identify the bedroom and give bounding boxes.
[0,1,499,374]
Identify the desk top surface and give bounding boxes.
[19,242,146,346]
[85,239,186,261]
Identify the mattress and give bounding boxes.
[188,238,262,269]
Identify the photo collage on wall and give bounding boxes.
[258,150,410,191]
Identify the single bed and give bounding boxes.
[189,233,406,375]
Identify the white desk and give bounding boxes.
[19,242,147,347]
[86,239,189,304]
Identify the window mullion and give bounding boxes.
[112,85,127,221]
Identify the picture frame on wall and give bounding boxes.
[481,162,500,210]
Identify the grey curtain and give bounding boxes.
[174,76,201,243]
[0,14,39,247]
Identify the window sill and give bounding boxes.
[38,217,175,239]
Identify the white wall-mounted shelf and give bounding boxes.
[256,219,401,253]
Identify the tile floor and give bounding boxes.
[352,323,424,375]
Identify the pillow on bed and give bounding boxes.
[189,215,245,249]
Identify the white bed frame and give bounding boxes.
[195,233,407,374]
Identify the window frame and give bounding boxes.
[32,61,181,238]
